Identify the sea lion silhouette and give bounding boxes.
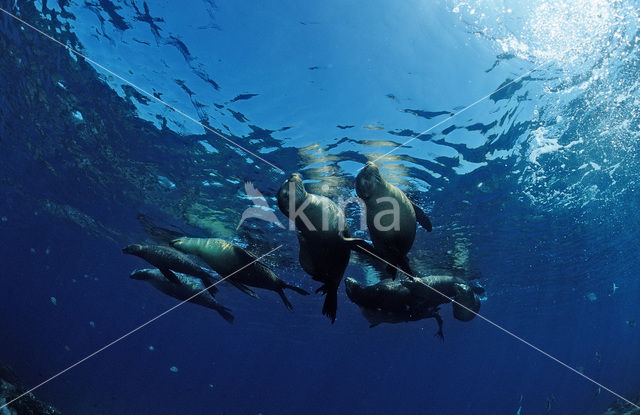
[355,161,431,278]
[122,244,220,296]
[130,268,233,324]
[277,173,376,322]
[345,275,482,339]
[171,237,309,311]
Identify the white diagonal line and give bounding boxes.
[370,61,547,165]
[0,6,284,173]
[0,245,283,411]
[355,244,640,410]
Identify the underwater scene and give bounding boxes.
[1,0,639,414]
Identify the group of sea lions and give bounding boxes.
[122,161,484,338]
[345,276,483,338]
[123,239,310,324]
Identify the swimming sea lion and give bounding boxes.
[345,275,483,338]
[122,244,219,295]
[276,173,376,323]
[355,161,432,278]
[170,237,309,311]
[130,268,233,324]
[344,277,445,337]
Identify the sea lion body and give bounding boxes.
[170,237,308,310]
[416,275,483,323]
[290,191,351,284]
[277,173,372,322]
[355,162,432,277]
[345,275,482,338]
[130,268,233,323]
[409,275,466,304]
[122,244,219,294]
[345,277,413,312]
[344,277,444,336]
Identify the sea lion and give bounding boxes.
[355,161,432,278]
[170,237,309,311]
[276,173,375,323]
[344,277,445,337]
[345,275,483,338]
[122,244,219,295]
[130,268,233,324]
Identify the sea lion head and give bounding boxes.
[129,269,151,280]
[344,277,364,302]
[122,244,143,255]
[452,283,481,322]
[355,161,383,200]
[277,173,308,217]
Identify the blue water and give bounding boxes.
[1,0,639,414]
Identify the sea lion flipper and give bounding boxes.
[398,257,413,279]
[137,214,186,244]
[215,306,234,324]
[283,283,310,296]
[386,265,398,280]
[159,268,181,284]
[434,312,444,341]
[317,283,338,323]
[277,289,294,312]
[201,276,219,296]
[342,237,376,256]
[411,202,432,232]
[229,280,259,299]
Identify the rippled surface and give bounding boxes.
[1,0,639,414]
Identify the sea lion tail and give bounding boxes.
[137,214,186,244]
[410,201,432,232]
[342,237,375,254]
[386,265,399,280]
[216,306,234,324]
[277,289,294,312]
[434,312,444,341]
[230,280,260,299]
[396,257,414,280]
[283,283,310,296]
[318,285,338,324]
[201,276,220,295]
[385,257,412,280]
